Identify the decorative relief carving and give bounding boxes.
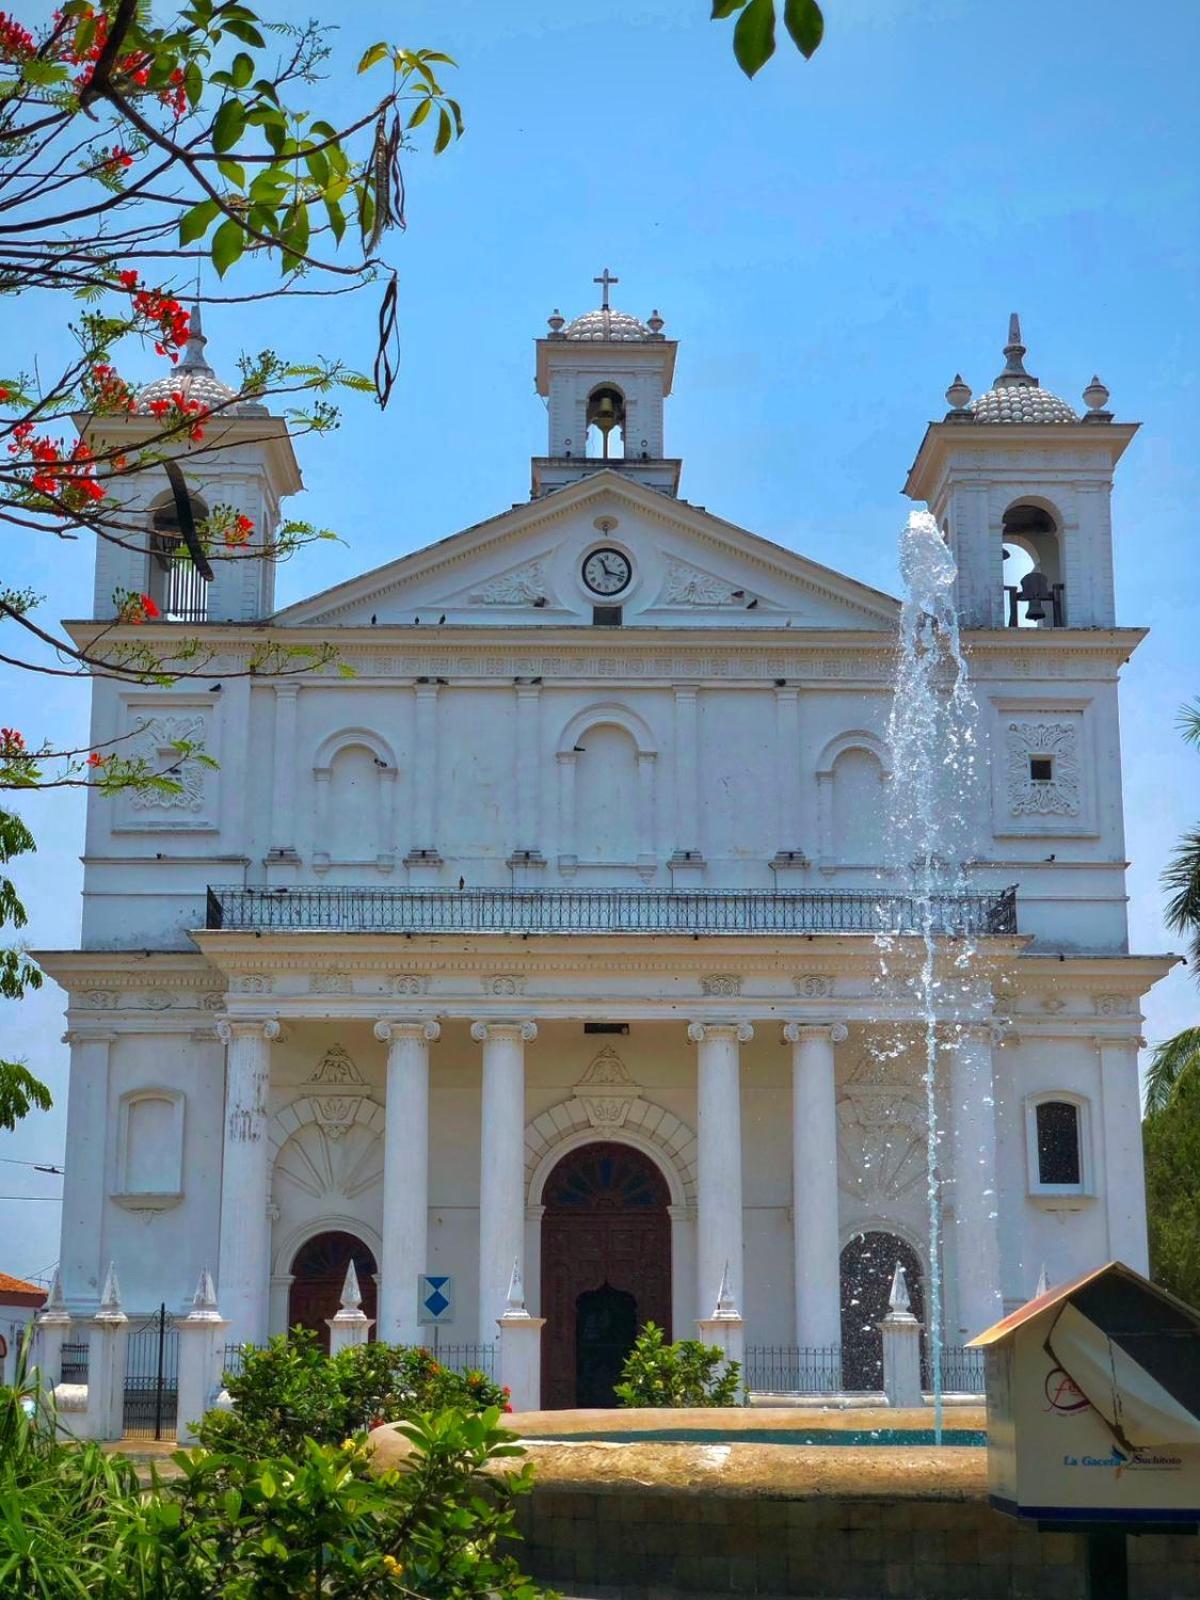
[481,974,527,997]
[126,714,208,811]
[1094,994,1136,1016]
[388,973,429,996]
[663,559,740,607]
[1005,720,1081,816]
[304,1044,369,1139]
[84,989,117,1009]
[572,1047,642,1129]
[274,1121,383,1201]
[700,974,742,997]
[469,558,549,605]
[201,992,227,1011]
[837,1055,927,1208]
[231,974,274,994]
[308,971,353,995]
[141,990,175,1011]
[793,974,835,999]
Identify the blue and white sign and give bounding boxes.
[418,1274,454,1326]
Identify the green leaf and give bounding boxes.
[184,60,203,110]
[783,0,823,57]
[711,0,747,16]
[434,105,453,154]
[357,41,389,72]
[407,95,432,130]
[217,157,246,188]
[230,50,254,88]
[733,0,776,76]
[179,198,220,245]
[211,217,245,277]
[213,98,247,154]
[19,58,68,86]
[221,18,265,46]
[324,196,346,243]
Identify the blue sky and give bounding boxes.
[2,0,1198,1279]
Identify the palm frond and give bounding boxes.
[1144,1026,1200,1115]
[1177,700,1200,747]
[1161,828,1200,940]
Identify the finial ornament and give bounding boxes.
[888,1261,911,1314]
[46,1266,67,1313]
[547,308,565,334]
[647,308,665,335]
[713,1260,741,1317]
[945,373,972,411]
[1082,374,1112,418]
[994,311,1037,388]
[505,1258,526,1313]
[97,1261,124,1318]
[1035,1262,1050,1298]
[339,1260,362,1312]
[176,302,213,374]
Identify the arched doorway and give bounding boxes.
[541,1142,671,1409]
[288,1230,378,1351]
[839,1231,925,1390]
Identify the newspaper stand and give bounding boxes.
[969,1261,1200,1599]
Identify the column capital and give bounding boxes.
[471,1020,537,1044]
[687,1020,753,1045]
[374,1017,440,1044]
[216,1018,281,1044]
[63,1029,118,1046]
[783,1021,848,1046]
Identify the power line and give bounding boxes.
[0,1194,63,1202]
[0,1156,64,1173]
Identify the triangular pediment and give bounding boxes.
[276,472,898,630]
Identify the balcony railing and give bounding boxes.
[205,884,1016,938]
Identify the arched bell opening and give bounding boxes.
[147,491,210,621]
[1002,502,1065,627]
[287,1229,378,1351]
[586,383,626,460]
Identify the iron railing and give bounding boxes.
[430,1342,496,1380]
[937,1344,986,1394]
[222,1342,246,1379]
[60,1340,89,1384]
[205,884,1017,938]
[744,1345,844,1394]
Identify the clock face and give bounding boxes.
[582,547,632,597]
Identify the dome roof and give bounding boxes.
[563,306,652,342]
[136,304,239,414]
[947,315,1083,425]
[969,385,1078,424]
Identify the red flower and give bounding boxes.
[140,594,160,619]
[86,751,105,768]
[118,269,139,289]
[0,728,26,756]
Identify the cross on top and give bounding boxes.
[593,267,619,309]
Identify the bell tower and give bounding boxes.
[532,269,679,498]
[904,315,1138,630]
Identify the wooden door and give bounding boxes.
[541,1142,671,1409]
[288,1230,378,1351]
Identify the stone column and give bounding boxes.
[175,1270,229,1445]
[267,682,300,861]
[672,685,700,854]
[375,1017,440,1344]
[688,1021,752,1326]
[784,1021,847,1354]
[473,1021,536,1344]
[1098,1036,1149,1272]
[59,1029,115,1309]
[216,1019,278,1348]
[947,1025,1003,1339]
[410,682,439,853]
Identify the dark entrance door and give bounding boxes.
[541,1142,671,1409]
[839,1231,925,1389]
[288,1230,378,1351]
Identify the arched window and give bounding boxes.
[148,493,209,621]
[327,743,382,861]
[575,723,639,860]
[1003,502,1064,629]
[1025,1093,1090,1197]
[840,1231,926,1390]
[831,747,884,864]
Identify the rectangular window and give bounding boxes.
[1029,756,1053,782]
[592,604,623,626]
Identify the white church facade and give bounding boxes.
[39,287,1168,1405]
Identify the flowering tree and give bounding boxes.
[0,0,461,1117]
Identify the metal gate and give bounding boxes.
[123,1304,178,1440]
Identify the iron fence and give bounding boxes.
[60,1340,89,1384]
[937,1344,986,1394]
[744,1345,844,1394]
[205,884,1017,938]
[429,1341,496,1380]
[122,1305,178,1440]
[222,1342,246,1379]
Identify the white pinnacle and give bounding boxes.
[97,1261,123,1318]
[888,1261,911,1314]
[1035,1263,1050,1298]
[339,1259,362,1312]
[505,1258,526,1313]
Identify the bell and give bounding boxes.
[1018,570,1052,622]
[592,394,619,433]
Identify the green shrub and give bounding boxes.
[196,1328,511,1455]
[613,1321,743,1407]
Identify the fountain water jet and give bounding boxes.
[881,509,985,1442]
